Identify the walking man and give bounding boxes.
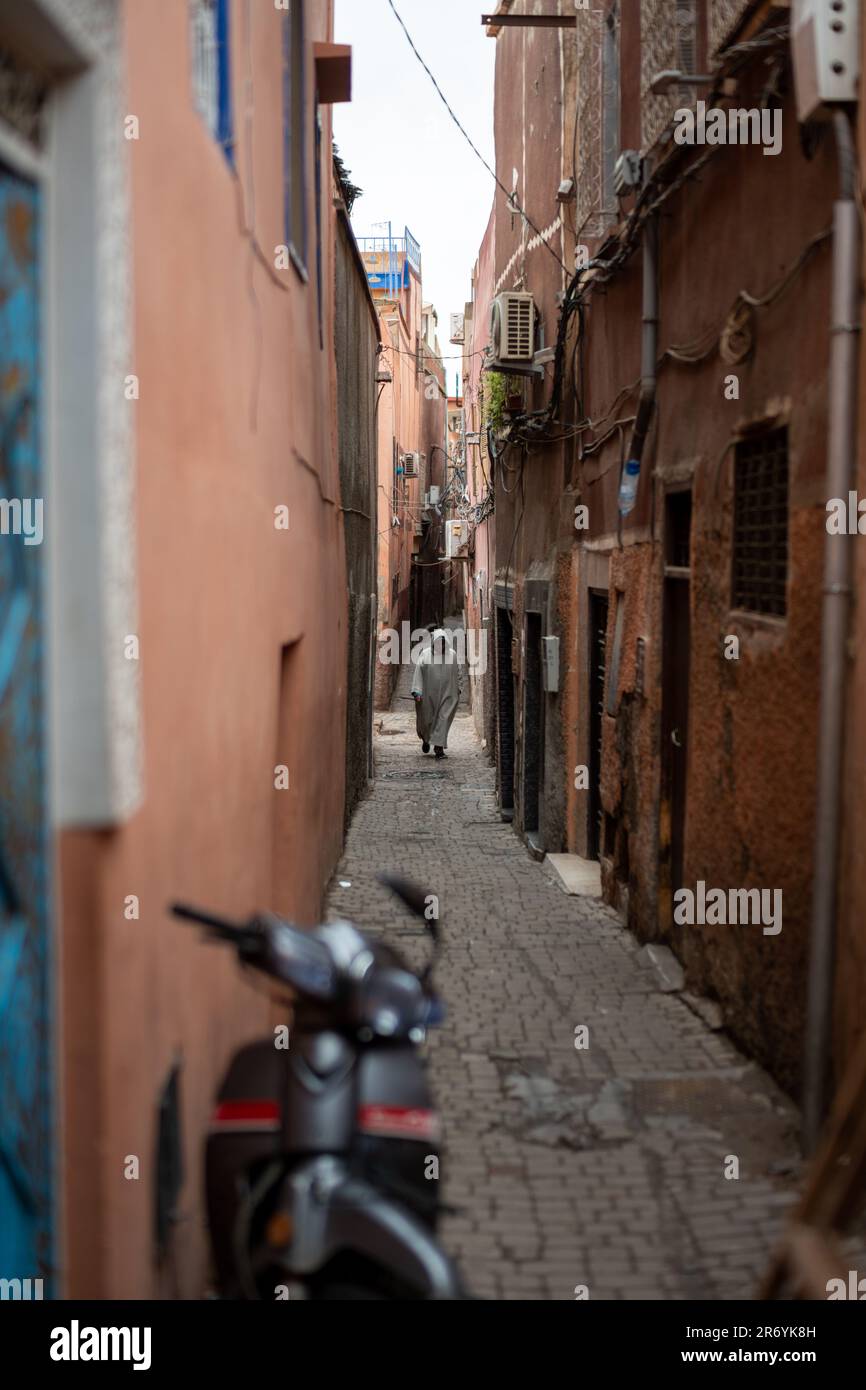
[411,627,461,759]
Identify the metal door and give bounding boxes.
[495,607,515,818]
[588,592,609,860]
[0,162,52,1287]
[523,611,543,836]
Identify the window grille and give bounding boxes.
[641,0,701,150]
[283,0,308,267]
[190,0,233,163]
[601,5,621,215]
[576,5,620,239]
[732,427,789,618]
[708,0,753,57]
[676,0,698,84]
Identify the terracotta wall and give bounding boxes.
[336,205,380,827]
[472,5,855,1099]
[570,33,836,1098]
[60,0,349,1297]
[487,16,570,850]
[414,327,447,632]
[463,206,496,747]
[372,260,429,708]
[837,29,866,1083]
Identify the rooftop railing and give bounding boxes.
[356,226,422,275]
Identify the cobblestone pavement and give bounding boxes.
[326,663,819,1302]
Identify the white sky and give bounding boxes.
[333,0,497,396]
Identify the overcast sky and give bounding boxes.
[333,0,497,395]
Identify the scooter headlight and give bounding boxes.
[424,997,446,1028]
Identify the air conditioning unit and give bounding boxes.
[445,519,469,558]
[614,151,641,196]
[792,0,860,122]
[490,291,536,365]
[401,451,423,478]
[450,312,465,344]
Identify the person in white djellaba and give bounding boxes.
[411,627,461,759]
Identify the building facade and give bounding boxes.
[466,0,864,1108]
[335,188,381,827]
[0,0,369,1298]
[358,227,447,707]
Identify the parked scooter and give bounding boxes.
[171,875,466,1300]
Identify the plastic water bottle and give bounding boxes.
[618,459,641,516]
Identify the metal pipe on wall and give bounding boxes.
[632,212,660,468]
[802,110,861,1153]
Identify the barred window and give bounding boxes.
[190,0,233,164]
[641,0,702,151]
[708,0,754,57]
[731,427,789,618]
[284,0,308,269]
[576,3,621,238]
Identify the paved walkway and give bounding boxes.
[327,660,820,1301]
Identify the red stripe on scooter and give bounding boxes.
[210,1100,281,1130]
[357,1105,440,1141]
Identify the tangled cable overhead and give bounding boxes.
[497,22,796,452]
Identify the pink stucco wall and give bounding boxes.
[59,0,349,1297]
[373,262,427,707]
[463,206,496,741]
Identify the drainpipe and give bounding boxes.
[634,213,660,464]
[619,213,659,538]
[802,111,860,1154]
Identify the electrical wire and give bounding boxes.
[383,0,569,276]
[501,450,527,602]
[380,342,487,363]
[580,416,637,458]
[499,20,795,452]
[657,226,832,367]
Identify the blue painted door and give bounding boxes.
[0,162,52,1289]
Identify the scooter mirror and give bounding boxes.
[377,874,442,985]
[377,872,435,921]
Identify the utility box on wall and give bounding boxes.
[542,636,560,693]
[445,519,469,558]
[791,0,860,121]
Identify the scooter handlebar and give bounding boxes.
[171,903,337,1002]
[171,902,250,938]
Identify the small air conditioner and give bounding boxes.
[614,151,641,196]
[490,291,536,365]
[401,451,422,478]
[450,312,465,344]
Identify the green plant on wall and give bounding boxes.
[482,371,524,434]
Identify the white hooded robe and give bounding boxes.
[411,629,461,748]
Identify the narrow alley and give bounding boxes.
[7,0,866,1335]
[330,649,816,1302]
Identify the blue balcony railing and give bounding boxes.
[357,226,421,275]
